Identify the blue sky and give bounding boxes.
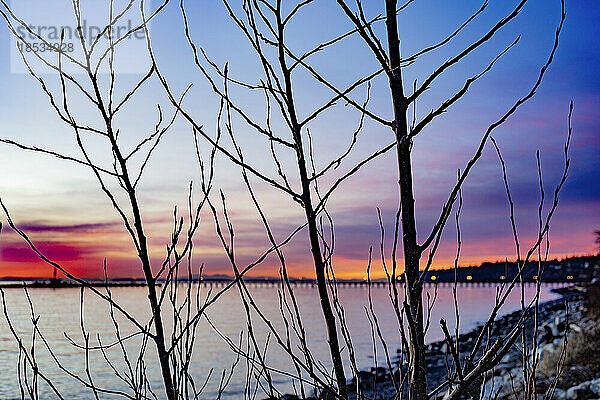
[0,0,598,278]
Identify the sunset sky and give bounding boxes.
[0,0,598,279]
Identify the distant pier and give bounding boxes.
[196,278,571,288]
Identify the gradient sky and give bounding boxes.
[0,0,598,279]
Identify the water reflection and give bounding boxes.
[0,283,563,399]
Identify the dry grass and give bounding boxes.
[539,317,600,388]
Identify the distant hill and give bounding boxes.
[193,254,599,284]
[419,254,599,283]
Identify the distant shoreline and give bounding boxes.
[0,279,150,288]
[1,254,597,288]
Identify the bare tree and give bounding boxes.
[151,0,571,399]
[148,0,570,398]
[0,1,576,399]
[332,1,566,400]
[0,1,256,398]
[145,0,407,396]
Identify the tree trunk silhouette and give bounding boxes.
[277,2,348,390]
[385,1,427,398]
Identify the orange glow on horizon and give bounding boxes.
[2,250,595,280]
[2,224,598,280]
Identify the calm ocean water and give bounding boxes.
[0,283,564,399]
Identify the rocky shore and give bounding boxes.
[346,285,598,400]
[271,284,600,400]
